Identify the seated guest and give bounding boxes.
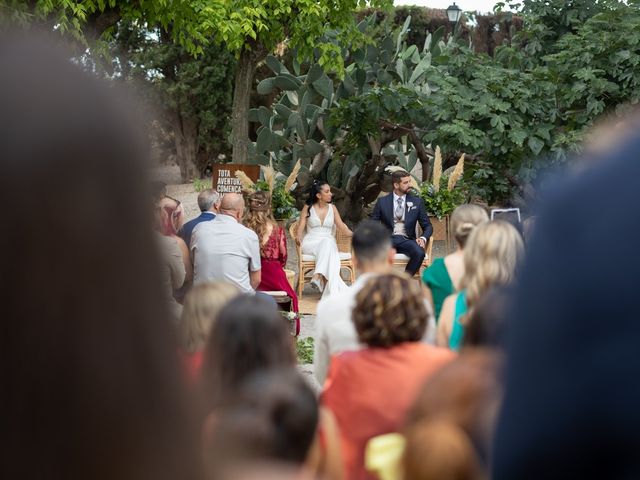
[371,170,433,276]
[191,193,262,294]
[402,350,502,480]
[314,221,437,385]
[178,282,239,384]
[203,368,343,480]
[422,204,488,319]
[158,194,193,285]
[0,36,198,480]
[437,220,524,351]
[321,273,454,480]
[244,191,299,325]
[179,188,220,248]
[155,229,186,322]
[201,295,295,409]
[151,180,167,204]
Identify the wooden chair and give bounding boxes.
[289,220,356,298]
[392,231,434,278]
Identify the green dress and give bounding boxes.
[421,258,454,321]
[449,290,468,352]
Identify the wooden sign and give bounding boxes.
[211,164,260,194]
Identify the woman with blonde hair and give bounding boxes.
[178,282,239,384]
[437,220,524,350]
[422,204,489,319]
[244,191,299,326]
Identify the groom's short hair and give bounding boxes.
[391,169,410,185]
[353,221,392,264]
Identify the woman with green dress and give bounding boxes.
[422,204,489,319]
[437,220,524,351]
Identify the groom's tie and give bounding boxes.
[395,197,404,221]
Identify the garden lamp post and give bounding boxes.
[446,2,462,24]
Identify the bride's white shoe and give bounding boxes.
[310,277,325,293]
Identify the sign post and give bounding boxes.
[211,164,260,194]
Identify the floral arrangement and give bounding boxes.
[235,160,301,220]
[419,146,466,219]
[281,310,301,337]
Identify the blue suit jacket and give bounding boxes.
[371,192,433,240]
[179,212,216,247]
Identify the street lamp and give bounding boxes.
[446,3,462,25]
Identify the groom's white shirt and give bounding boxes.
[314,272,437,385]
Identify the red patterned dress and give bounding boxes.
[257,225,300,330]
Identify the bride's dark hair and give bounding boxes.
[305,179,329,217]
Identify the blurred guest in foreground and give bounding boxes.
[422,204,489,319]
[200,295,295,409]
[494,130,640,479]
[402,350,501,480]
[438,220,524,350]
[322,273,454,480]
[203,368,343,480]
[178,282,239,385]
[0,33,198,480]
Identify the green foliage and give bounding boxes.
[192,178,209,193]
[109,21,235,174]
[3,0,210,53]
[203,0,392,77]
[419,180,467,219]
[255,179,298,220]
[296,337,314,364]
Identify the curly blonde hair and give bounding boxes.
[461,220,524,314]
[353,273,428,347]
[244,191,277,251]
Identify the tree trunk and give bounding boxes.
[230,48,258,165]
[173,112,200,182]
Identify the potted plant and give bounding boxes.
[419,147,466,249]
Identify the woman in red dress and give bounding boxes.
[244,191,300,331]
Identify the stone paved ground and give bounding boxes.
[153,164,448,394]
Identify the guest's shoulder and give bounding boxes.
[240,223,259,240]
[317,287,355,317]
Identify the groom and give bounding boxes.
[371,170,433,276]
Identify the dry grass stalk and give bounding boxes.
[285,159,301,192]
[447,153,465,191]
[235,170,256,193]
[432,146,443,192]
[262,160,275,193]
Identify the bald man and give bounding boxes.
[191,193,262,293]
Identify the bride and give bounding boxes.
[296,180,353,297]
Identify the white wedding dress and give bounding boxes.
[301,205,348,298]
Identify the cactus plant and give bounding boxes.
[248,15,447,222]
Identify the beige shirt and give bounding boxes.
[156,233,186,321]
